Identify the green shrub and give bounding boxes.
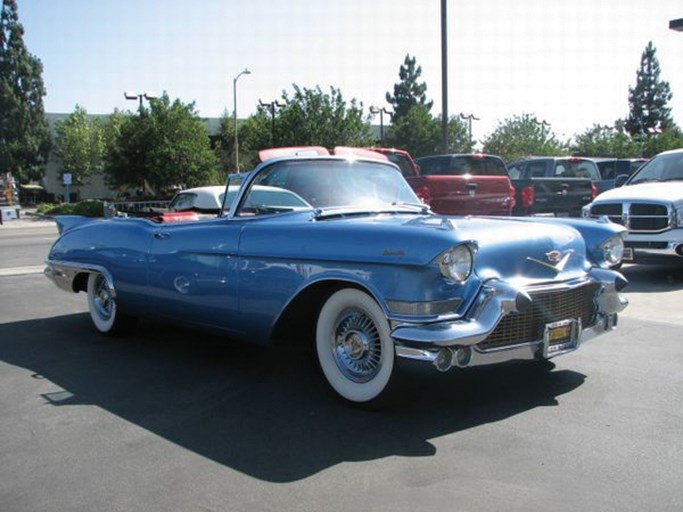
[38,200,104,217]
[36,203,58,215]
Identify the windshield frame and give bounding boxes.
[228,156,423,219]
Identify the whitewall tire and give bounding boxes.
[87,272,133,335]
[316,288,396,405]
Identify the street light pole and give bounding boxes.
[440,0,449,153]
[233,68,251,172]
[259,98,287,146]
[124,91,158,110]
[369,106,393,143]
[459,113,479,146]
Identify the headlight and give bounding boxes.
[675,205,683,228]
[437,244,474,283]
[601,233,625,266]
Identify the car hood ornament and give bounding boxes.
[527,250,574,273]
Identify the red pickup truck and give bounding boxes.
[370,149,515,216]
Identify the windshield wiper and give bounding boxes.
[313,203,429,220]
[392,202,430,213]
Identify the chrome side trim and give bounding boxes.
[44,259,115,297]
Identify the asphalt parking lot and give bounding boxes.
[1,220,682,512]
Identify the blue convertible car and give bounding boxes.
[45,151,629,405]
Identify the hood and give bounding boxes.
[241,213,589,283]
[454,217,588,282]
[594,181,683,205]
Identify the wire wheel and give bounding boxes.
[332,308,383,382]
[316,288,395,404]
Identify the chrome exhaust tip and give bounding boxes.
[454,345,472,368]
[434,348,454,372]
[433,346,473,372]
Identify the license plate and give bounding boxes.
[622,247,634,262]
[543,319,579,357]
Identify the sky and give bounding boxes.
[16,0,683,144]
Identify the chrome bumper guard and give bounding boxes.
[392,268,628,370]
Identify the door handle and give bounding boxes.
[154,232,170,239]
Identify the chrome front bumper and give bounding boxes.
[391,268,628,370]
[624,231,683,261]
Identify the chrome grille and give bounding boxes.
[591,202,671,232]
[480,283,599,350]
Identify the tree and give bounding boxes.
[216,84,375,170]
[384,106,472,157]
[0,0,51,182]
[624,41,677,137]
[385,54,433,121]
[53,106,106,188]
[276,84,375,149]
[103,94,219,196]
[571,124,641,158]
[216,108,272,173]
[482,114,567,163]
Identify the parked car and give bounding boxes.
[618,158,648,177]
[590,157,647,182]
[293,147,513,216]
[167,185,226,213]
[583,148,683,265]
[410,153,515,215]
[507,157,597,216]
[45,151,628,406]
[365,147,420,179]
[583,157,647,186]
[158,183,307,220]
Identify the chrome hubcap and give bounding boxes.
[94,275,113,320]
[333,308,382,382]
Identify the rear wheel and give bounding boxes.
[87,272,135,335]
[315,288,396,406]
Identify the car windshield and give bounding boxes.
[419,155,507,176]
[553,160,599,179]
[168,192,199,210]
[629,152,683,185]
[238,159,420,215]
[169,189,227,212]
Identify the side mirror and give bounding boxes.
[615,174,629,188]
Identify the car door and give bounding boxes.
[147,217,245,336]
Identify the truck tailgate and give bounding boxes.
[529,178,593,215]
[408,175,512,215]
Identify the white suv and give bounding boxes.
[582,148,683,265]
